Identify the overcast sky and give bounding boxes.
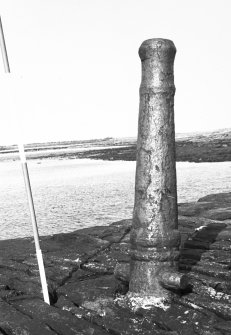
[0,0,230,145]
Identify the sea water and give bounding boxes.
[0,159,231,240]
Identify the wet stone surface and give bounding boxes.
[1,193,231,334]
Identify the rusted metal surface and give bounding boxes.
[115,263,190,292]
[129,38,180,299]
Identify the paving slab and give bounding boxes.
[0,298,55,334]
[12,298,108,335]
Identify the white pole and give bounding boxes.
[0,16,10,72]
[0,16,50,305]
[18,144,50,304]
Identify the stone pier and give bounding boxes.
[129,38,181,300]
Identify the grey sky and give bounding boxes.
[0,0,230,144]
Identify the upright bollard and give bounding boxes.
[129,38,181,301]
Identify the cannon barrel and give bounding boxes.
[129,38,181,300]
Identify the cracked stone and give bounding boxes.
[11,298,108,335]
[0,298,55,334]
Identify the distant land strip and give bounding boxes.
[0,129,231,162]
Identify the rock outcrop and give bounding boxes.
[1,193,231,334]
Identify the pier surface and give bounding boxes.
[1,192,231,334]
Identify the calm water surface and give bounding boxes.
[0,159,231,240]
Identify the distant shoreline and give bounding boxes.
[0,129,231,163]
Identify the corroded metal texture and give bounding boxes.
[115,263,190,292]
[129,38,180,299]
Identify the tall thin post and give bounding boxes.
[18,145,50,304]
[129,39,180,301]
[0,16,50,305]
[0,17,10,72]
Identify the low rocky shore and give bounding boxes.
[1,129,231,162]
[79,130,231,162]
[1,192,231,334]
